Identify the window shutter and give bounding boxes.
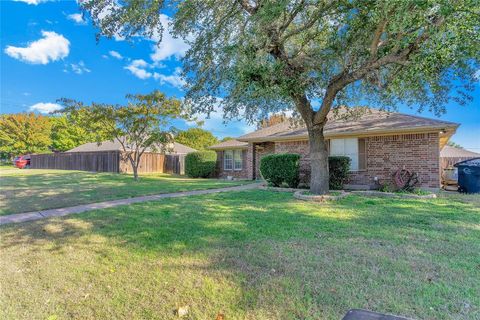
[242,149,247,169]
[358,138,366,170]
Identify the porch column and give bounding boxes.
[247,142,256,180]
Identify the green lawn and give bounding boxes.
[0,168,251,215]
[1,190,478,319]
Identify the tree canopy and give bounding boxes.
[50,112,110,152]
[0,113,52,156]
[175,127,218,151]
[83,0,480,193]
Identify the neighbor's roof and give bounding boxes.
[237,108,459,142]
[440,145,480,158]
[209,139,249,150]
[67,140,196,154]
[171,142,197,154]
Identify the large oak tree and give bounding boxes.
[83,0,479,193]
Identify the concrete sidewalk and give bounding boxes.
[0,183,260,226]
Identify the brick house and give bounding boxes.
[209,108,459,189]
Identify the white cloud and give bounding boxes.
[67,13,86,25]
[124,59,152,79]
[149,14,189,62]
[474,69,480,81]
[4,31,70,64]
[109,50,123,59]
[13,0,52,5]
[29,102,63,114]
[153,67,186,90]
[70,61,91,74]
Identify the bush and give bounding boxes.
[260,153,300,188]
[185,151,217,178]
[329,156,350,190]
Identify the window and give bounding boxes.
[233,150,242,170]
[224,150,243,170]
[224,150,233,170]
[329,138,366,171]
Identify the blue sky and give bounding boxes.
[1,0,479,152]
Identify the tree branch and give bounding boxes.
[237,0,258,14]
[370,19,388,59]
[313,22,441,125]
[280,3,335,43]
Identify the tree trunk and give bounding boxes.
[129,157,139,181]
[308,125,329,194]
[132,165,139,181]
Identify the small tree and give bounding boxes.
[175,127,218,151]
[60,91,186,180]
[0,113,52,157]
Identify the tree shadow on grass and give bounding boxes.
[0,171,248,215]
[1,191,479,319]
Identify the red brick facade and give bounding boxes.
[348,133,440,188]
[215,132,441,189]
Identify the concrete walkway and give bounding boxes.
[0,183,260,226]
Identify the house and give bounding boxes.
[440,145,480,169]
[209,108,459,189]
[67,140,196,154]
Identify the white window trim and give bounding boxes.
[224,149,243,171]
[233,149,243,171]
[224,150,233,171]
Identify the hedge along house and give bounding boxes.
[209,108,459,189]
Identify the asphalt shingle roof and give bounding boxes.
[237,108,458,142]
[67,140,196,154]
[440,145,480,158]
[209,139,249,150]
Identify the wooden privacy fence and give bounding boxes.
[31,151,185,175]
[441,157,477,170]
[31,151,120,172]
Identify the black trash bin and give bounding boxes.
[454,157,480,194]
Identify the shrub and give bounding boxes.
[329,156,350,190]
[260,153,300,188]
[185,151,217,178]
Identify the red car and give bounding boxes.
[13,155,31,169]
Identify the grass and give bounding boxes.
[0,190,478,319]
[0,168,251,215]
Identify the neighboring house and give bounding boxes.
[67,140,196,154]
[209,108,459,189]
[440,145,480,169]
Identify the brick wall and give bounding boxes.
[348,133,440,188]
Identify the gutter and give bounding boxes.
[237,124,459,143]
